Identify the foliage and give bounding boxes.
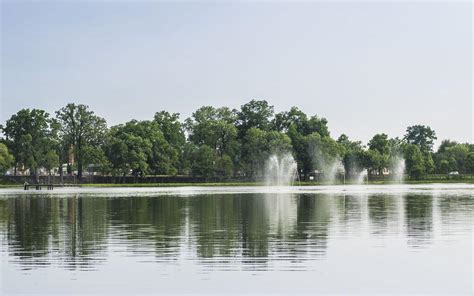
[1,109,56,177]
[404,125,437,154]
[1,100,471,181]
[465,152,474,174]
[337,134,364,174]
[367,133,390,175]
[0,143,14,175]
[107,120,178,176]
[237,100,274,138]
[44,150,59,173]
[434,141,471,174]
[404,144,425,179]
[191,145,215,178]
[56,104,108,178]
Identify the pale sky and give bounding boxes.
[1,1,472,146]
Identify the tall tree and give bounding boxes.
[368,133,390,175]
[56,104,108,178]
[368,133,390,155]
[153,111,185,173]
[337,134,364,175]
[190,145,215,179]
[1,109,55,179]
[434,142,471,174]
[274,107,330,137]
[404,144,425,179]
[107,120,178,177]
[186,106,239,173]
[237,100,274,139]
[404,125,437,154]
[153,111,185,148]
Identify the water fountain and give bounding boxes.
[391,156,405,183]
[264,153,298,186]
[325,159,345,184]
[356,169,368,185]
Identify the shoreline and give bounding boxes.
[1,178,473,189]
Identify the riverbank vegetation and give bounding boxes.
[1,100,473,183]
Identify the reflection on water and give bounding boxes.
[0,188,473,294]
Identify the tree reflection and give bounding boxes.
[240,194,269,259]
[188,194,240,258]
[1,191,462,272]
[404,195,433,247]
[294,194,331,257]
[109,196,186,257]
[8,196,52,259]
[368,195,398,236]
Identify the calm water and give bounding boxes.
[0,184,473,295]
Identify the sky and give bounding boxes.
[1,1,472,146]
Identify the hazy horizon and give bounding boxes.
[1,1,472,146]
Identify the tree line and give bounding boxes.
[0,100,473,181]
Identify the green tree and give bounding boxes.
[359,149,383,175]
[1,109,55,179]
[107,120,178,177]
[404,125,437,154]
[434,142,470,174]
[337,134,364,175]
[424,153,435,174]
[277,107,332,178]
[186,106,239,173]
[465,152,474,175]
[368,134,389,155]
[56,104,108,178]
[404,144,425,179]
[240,128,292,177]
[215,154,234,179]
[237,100,274,138]
[153,111,185,173]
[446,144,469,173]
[439,159,456,174]
[186,107,238,154]
[368,133,390,175]
[274,107,330,137]
[44,150,59,175]
[153,111,185,148]
[0,143,14,175]
[306,132,342,174]
[43,150,59,183]
[437,140,458,154]
[241,128,268,177]
[191,145,215,179]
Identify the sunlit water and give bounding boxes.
[0,184,472,295]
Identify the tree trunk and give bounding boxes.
[77,158,83,179]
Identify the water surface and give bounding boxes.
[0,184,472,295]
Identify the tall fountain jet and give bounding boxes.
[391,156,406,183]
[325,159,345,184]
[264,153,298,186]
[356,169,369,185]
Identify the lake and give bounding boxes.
[0,184,473,295]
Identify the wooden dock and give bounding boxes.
[24,183,55,190]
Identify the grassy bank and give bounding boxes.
[1,179,473,189]
[80,178,474,187]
